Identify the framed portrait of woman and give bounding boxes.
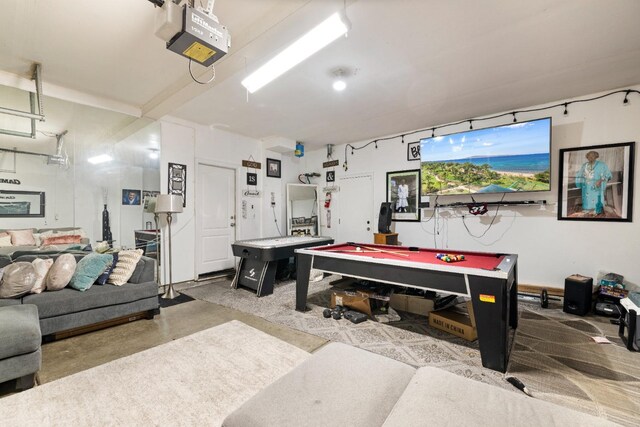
[386,169,421,222]
[558,142,634,222]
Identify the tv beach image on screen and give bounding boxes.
[420,117,551,196]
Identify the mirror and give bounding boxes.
[0,84,160,249]
[286,183,319,236]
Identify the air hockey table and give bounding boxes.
[294,242,518,372]
[231,235,334,297]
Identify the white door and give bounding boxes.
[196,163,235,274]
[338,173,374,243]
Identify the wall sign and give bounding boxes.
[168,162,187,207]
[326,171,335,182]
[407,142,420,161]
[247,172,258,186]
[242,160,261,169]
[323,160,339,168]
[0,178,21,185]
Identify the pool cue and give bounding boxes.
[357,244,410,257]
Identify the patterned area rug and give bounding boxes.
[183,278,639,426]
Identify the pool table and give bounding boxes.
[231,235,334,296]
[294,242,518,372]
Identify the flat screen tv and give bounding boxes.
[420,117,551,196]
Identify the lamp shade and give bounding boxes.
[155,194,183,213]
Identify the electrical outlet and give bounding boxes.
[270,192,276,206]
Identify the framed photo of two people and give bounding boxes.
[558,142,634,222]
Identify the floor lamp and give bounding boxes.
[155,194,183,299]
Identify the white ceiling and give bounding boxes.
[1,0,640,149]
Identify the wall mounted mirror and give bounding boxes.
[286,183,319,236]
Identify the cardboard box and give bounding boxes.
[331,289,390,317]
[428,302,477,341]
[389,293,435,317]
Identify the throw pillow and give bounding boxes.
[42,234,82,245]
[69,253,113,291]
[45,254,77,291]
[96,252,118,285]
[107,249,143,286]
[30,258,54,294]
[8,229,36,246]
[0,233,12,247]
[0,262,37,298]
[52,228,88,239]
[34,230,55,246]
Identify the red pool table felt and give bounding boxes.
[314,243,505,271]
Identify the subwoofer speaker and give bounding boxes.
[378,202,393,233]
[563,275,594,316]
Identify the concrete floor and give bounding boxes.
[40,299,328,384]
[1,296,328,396]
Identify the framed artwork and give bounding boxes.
[407,141,420,161]
[0,190,45,217]
[558,142,634,221]
[122,189,141,205]
[386,169,421,222]
[168,162,187,207]
[266,158,281,178]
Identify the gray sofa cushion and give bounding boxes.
[22,281,158,319]
[382,367,618,427]
[0,298,21,307]
[222,342,416,427]
[0,305,41,359]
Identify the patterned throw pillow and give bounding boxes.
[107,249,143,286]
[31,258,54,294]
[69,253,113,291]
[0,262,37,298]
[96,252,118,285]
[8,229,36,246]
[46,254,77,291]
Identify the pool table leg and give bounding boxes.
[469,276,510,373]
[295,253,312,312]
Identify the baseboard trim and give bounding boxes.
[519,284,564,297]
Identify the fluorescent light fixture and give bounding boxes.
[88,154,113,164]
[241,11,351,93]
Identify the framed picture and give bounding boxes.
[168,162,187,207]
[266,158,281,178]
[386,169,421,222]
[407,141,420,161]
[122,189,141,206]
[558,142,634,221]
[0,190,45,217]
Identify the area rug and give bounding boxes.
[183,278,640,426]
[0,320,310,426]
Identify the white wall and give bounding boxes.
[300,85,640,289]
[159,119,294,282]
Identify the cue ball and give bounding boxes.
[355,247,362,252]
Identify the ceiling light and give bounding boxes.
[149,149,159,159]
[332,80,346,91]
[241,11,351,93]
[88,154,113,164]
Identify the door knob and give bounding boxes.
[366,227,370,231]
[230,223,236,227]
[367,221,370,224]
[230,216,235,219]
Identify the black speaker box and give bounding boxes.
[563,275,594,316]
[378,202,393,233]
